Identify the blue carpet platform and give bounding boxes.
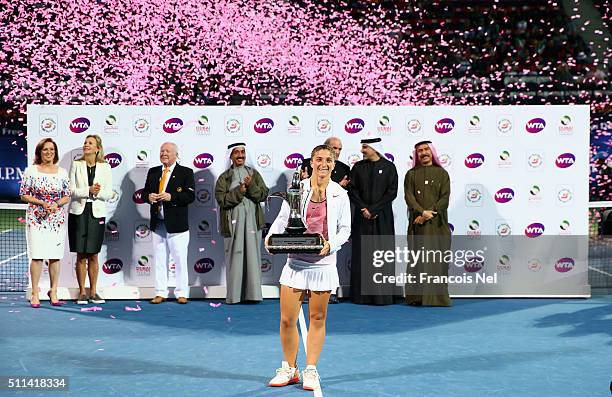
[1,294,611,397]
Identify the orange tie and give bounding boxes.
[158,167,170,194]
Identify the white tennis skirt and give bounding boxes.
[279,261,339,292]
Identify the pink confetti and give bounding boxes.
[110,315,116,319]
[209,302,222,308]
[203,286,209,294]
[80,306,103,312]
[124,304,142,312]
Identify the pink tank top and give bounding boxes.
[288,199,332,265]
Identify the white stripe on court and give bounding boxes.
[298,305,324,397]
[0,251,27,266]
[589,265,612,278]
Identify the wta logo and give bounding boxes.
[254,118,274,133]
[194,258,214,274]
[525,223,545,237]
[494,188,514,203]
[132,188,146,204]
[102,258,123,274]
[70,117,90,133]
[193,153,214,169]
[344,118,365,134]
[555,153,575,168]
[525,118,546,133]
[435,118,455,134]
[284,153,304,169]
[104,153,122,168]
[464,257,484,273]
[465,153,485,168]
[555,257,574,273]
[163,118,183,133]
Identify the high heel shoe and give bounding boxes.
[47,290,66,306]
[29,295,41,308]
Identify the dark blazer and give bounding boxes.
[142,163,195,233]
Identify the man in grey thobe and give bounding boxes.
[215,142,269,304]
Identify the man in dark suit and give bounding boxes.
[143,142,195,304]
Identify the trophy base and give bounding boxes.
[267,233,325,254]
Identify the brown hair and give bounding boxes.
[310,144,336,162]
[33,138,59,165]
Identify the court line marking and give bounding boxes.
[298,304,324,397]
[588,266,612,278]
[0,251,27,266]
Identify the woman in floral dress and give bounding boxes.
[19,138,71,307]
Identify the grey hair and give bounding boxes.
[161,142,180,159]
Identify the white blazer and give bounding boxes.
[266,178,351,254]
[69,160,113,218]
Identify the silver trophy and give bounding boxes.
[267,162,324,254]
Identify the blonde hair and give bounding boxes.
[78,134,106,163]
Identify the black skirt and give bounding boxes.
[68,202,105,254]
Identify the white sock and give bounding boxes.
[306,365,316,370]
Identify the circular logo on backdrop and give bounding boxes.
[406,118,422,134]
[102,258,123,274]
[134,117,150,133]
[261,258,272,273]
[555,153,575,168]
[132,188,146,204]
[525,223,545,238]
[464,153,485,168]
[495,188,514,203]
[41,118,57,133]
[193,153,214,169]
[194,258,214,273]
[254,118,274,133]
[284,153,304,169]
[137,150,148,161]
[226,118,241,134]
[528,258,542,272]
[135,224,150,239]
[257,153,272,168]
[466,187,482,203]
[496,223,511,236]
[528,153,543,168]
[106,221,118,233]
[106,115,117,126]
[289,116,300,126]
[317,119,332,134]
[379,116,390,126]
[497,118,512,134]
[525,118,546,133]
[196,188,211,204]
[70,117,90,133]
[438,153,452,168]
[104,153,122,168]
[163,118,183,133]
[557,188,573,203]
[198,115,209,125]
[344,118,365,134]
[434,118,455,134]
[555,257,574,273]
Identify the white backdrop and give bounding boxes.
[27,105,590,297]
